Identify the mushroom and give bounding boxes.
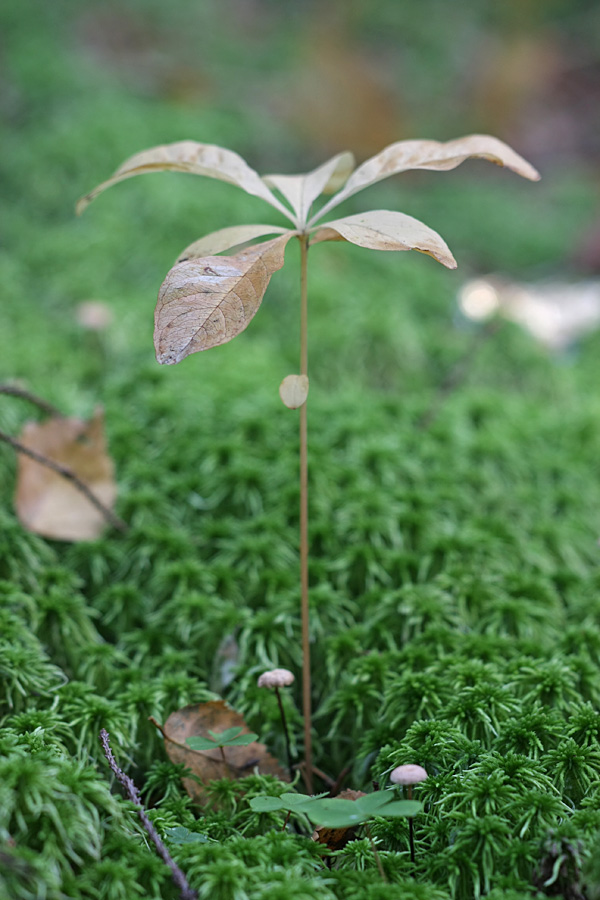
[257,668,295,689]
[257,668,295,775]
[390,764,428,864]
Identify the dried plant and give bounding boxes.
[79,135,539,791]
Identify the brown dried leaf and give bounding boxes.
[176,224,290,263]
[160,700,289,802]
[154,233,294,365]
[311,210,457,269]
[313,134,541,224]
[279,374,309,409]
[15,409,117,541]
[76,141,291,220]
[263,151,355,225]
[311,789,366,851]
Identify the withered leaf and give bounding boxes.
[263,151,355,225]
[313,134,540,224]
[311,210,457,269]
[15,408,117,542]
[160,701,288,803]
[154,233,294,365]
[76,141,291,220]
[279,374,309,409]
[176,224,291,263]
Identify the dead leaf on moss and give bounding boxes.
[15,408,117,541]
[159,700,289,802]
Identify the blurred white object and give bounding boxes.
[76,300,113,331]
[458,277,600,350]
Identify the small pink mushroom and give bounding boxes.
[390,764,428,786]
[390,763,428,864]
[257,668,295,776]
[257,668,295,689]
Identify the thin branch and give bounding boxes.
[99,729,197,900]
[0,384,62,417]
[0,429,127,532]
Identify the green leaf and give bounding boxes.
[354,791,395,814]
[376,800,423,817]
[279,792,328,811]
[249,796,286,812]
[305,798,366,827]
[186,735,218,751]
[163,826,212,844]
[209,727,244,742]
[222,732,259,746]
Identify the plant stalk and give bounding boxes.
[299,234,312,794]
[408,784,415,864]
[274,686,294,779]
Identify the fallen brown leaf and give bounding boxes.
[158,700,289,803]
[14,408,117,542]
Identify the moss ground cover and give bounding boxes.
[2,2,600,898]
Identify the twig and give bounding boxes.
[99,729,197,900]
[0,429,127,532]
[0,383,62,417]
[417,319,501,430]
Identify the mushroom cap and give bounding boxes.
[257,668,295,689]
[390,764,428,785]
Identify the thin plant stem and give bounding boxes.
[274,686,294,779]
[99,729,197,900]
[0,428,128,532]
[0,383,62,417]
[219,745,230,774]
[282,810,291,832]
[365,823,387,883]
[299,233,312,794]
[407,784,415,864]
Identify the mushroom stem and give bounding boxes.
[274,686,294,778]
[407,785,415,864]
